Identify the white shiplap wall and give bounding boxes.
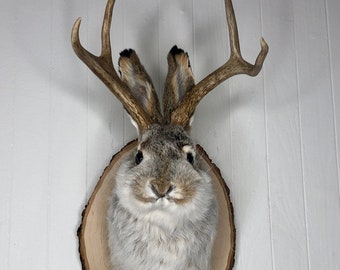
[0,0,339,269]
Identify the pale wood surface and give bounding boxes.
[78,141,235,270]
[1,0,340,269]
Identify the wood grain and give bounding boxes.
[78,141,236,270]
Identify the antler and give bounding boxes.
[71,0,153,131]
[171,0,269,127]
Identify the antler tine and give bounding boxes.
[171,0,269,127]
[71,0,153,131]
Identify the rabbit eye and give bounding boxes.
[186,152,194,165]
[135,150,143,165]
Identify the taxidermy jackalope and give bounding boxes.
[72,0,268,269]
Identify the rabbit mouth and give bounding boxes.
[153,197,172,207]
[148,193,176,206]
[128,175,199,207]
[146,184,194,206]
[140,192,194,208]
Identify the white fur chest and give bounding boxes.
[107,196,216,270]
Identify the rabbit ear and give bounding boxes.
[163,46,195,128]
[119,49,162,128]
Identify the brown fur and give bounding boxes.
[119,49,162,123]
[163,46,195,126]
[128,125,199,205]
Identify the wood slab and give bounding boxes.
[78,141,235,269]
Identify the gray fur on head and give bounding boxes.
[107,47,218,270]
[108,124,217,270]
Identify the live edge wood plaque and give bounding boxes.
[77,142,236,269]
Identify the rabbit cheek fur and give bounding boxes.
[107,125,218,270]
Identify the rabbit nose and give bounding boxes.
[150,179,173,198]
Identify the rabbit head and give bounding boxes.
[111,46,217,230]
[115,124,214,229]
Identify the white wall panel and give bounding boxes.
[228,0,272,269]
[262,0,308,269]
[327,0,340,214]
[0,2,16,269]
[4,0,51,269]
[293,0,340,269]
[47,0,88,269]
[1,0,340,269]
